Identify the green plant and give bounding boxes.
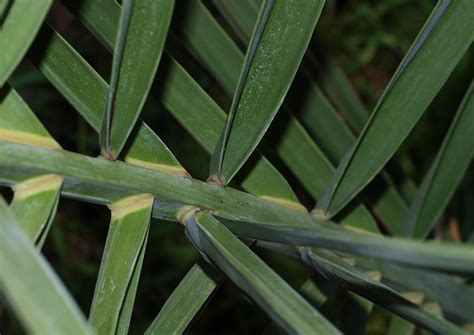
[0,0,473,334]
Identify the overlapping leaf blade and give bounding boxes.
[99,0,134,155]
[178,0,408,235]
[29,26,188,176]
[299,248,466,334]
[9,174,62,247]
[211,0,258,45]
[316,0,474,217]
[185,211,340,334]
[355,258,474,324]
[305,47,369,133]
[403,81,474,238]
[0,85,60,148]
[60,0,304,208]
[216,216,474,273]
[0,198,91,334]
[145,262,220,335]
[0,85,63,246]
[100,0,175,158]
[177,1,242,95]
[0,0,472,333]
[209,0,325,185]
[0,0,52,86]
[89,194,153,334]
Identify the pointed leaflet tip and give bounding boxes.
[315,0,472,217]
[0,0,53,87]
[402,81,474,239]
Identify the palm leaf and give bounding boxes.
[89,194,153,334]
[403,81,474,238]
[176,0,381,233]
[209,0,325,185]
[0,85,62,246]
[145,262,220,334]
[0,198,91,334]
[216,215,474,273]
[211,0,258,45]
[177,0,406,234]
[0,0,52,86]
[355,258,474,323]
[61,0,305,210]
[185,211,340,334]
[299,247,465,334]
[316,0,474,217]
[28,26,188,176]
[100,0,174,158]
[9,174,62,247]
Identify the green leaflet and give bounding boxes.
[275,116,378,232]
[175,1,380,232]
[259,240,474,327]
[173,3,301,205]
[387,316,415,335]
[0,85,63,247]
[288,74,407,232]
[216,216,474,273]
[61,0,304,208]
[176,1,243,95]
[316,0,474,217]
[403,81,474,238]
[28,26,187,176]
[0,0,52,86]
[145,262,220,334]
[89,194,153,334]
[0,198,91,334]
[299,248,466,334]
[185,211,340,334]
[100,0,175,158]
[209,0,325,185]
[212,0,367,140]
[10,174,62,247]
[356,259,474,323]
[209,0,275,184]
[305,48,369,133]
[0,85,60,148]
[294,74,355,165]
[211,0,258,46]
[159,59,303,208]
[99,0,133,155]
[177,1,411,235]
